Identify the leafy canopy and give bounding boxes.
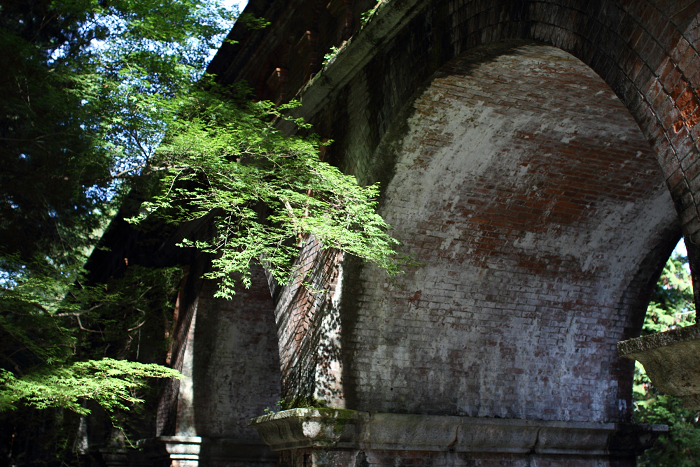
[0,0,234,415]
[0,0,235,269]
[0,259,184,414]
[130,82,404,298]
[0,359,180,415]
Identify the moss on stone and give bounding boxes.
[279,395,328,410]
[317,408,357,435]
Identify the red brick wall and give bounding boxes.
[227,0,700,260]
[436,0,700,249]
[269,43,680,428]
[271,238,346,406]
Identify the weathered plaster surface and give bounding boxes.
[340,44,678,422]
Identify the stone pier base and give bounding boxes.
[249,409,665,466]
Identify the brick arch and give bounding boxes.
[207,0,700,463]
[337,41,680,423]
[215,0,700,249]
[258,1,700,419]
[305,2,700,304]
[436,0,700,292]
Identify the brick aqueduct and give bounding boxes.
[123,0,700,465]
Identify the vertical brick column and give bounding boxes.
[150,265,281,466]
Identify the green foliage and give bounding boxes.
[1,0,231,414]
[322,46,340,66]
[279,395,328,410]
[236,12,271,30]
[0,0,236,270]
[360,1,380,27]
[0,260,184,413]
[635,250,700,466]
[128,81,405,299]
[0,257,184,463]
[641,253,695,336]
[0,0,237,462]
[263,399,284,414]
[0,358,180,415]
[636,391,700,467]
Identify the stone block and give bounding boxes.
[250,409,664,462]
[619,325,700,409]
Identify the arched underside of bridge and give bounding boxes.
[252,43,682,467]
[342,42,680,420]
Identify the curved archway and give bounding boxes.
[340,41,680,423]
[229,0,700,463]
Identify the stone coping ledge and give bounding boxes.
[249,409,665,456]
[618,324,700,357]
[292,0,425,120]
[618,325,700,409]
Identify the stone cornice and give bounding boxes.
[249,409,665,456]
[619,325,700,409]
[618,324,700,356]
